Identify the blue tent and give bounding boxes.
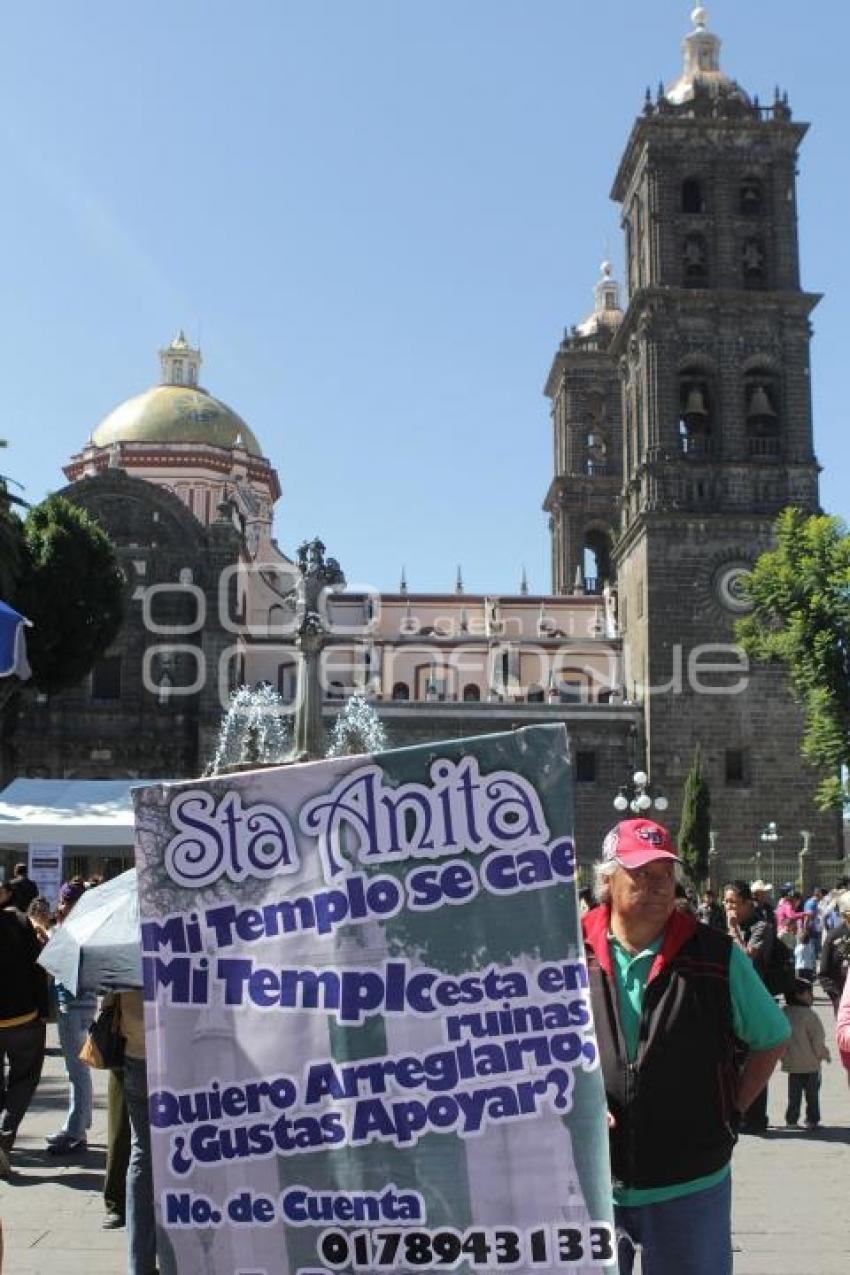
[0,599,31,680]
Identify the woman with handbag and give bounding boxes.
[80,992,132,1231]
[46,880,96,1156]
[117,989,158,1275]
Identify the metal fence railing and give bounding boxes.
[708,853,850,893]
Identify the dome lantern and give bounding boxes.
[665,5,750,106]
[575,260,624,338]
[159,330,201,388]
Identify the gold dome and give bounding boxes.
[91,384,262,457]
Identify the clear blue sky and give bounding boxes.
[1,1,846,594]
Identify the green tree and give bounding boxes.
[14,497,124,695]
[736,507,850,808]
[0,440,27,598]
[678,744,712,885]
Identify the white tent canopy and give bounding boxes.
[0,779,139,846]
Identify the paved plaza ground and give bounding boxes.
[1,1002,848,1274]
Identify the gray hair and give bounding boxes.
[839,890,850,917]
[592,855,687,905]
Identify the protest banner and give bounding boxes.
[133,723,614,1274]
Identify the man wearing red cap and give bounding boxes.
[582,819,790,1275]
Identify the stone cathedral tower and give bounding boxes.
[549,7,840,853]
[544,262,624,595]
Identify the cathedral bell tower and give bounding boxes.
[609,7,836,852]
[544,262,624,595]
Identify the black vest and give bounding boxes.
[587,922,738,1190]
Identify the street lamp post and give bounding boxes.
[759,820,779,889]
[613,770,669,817]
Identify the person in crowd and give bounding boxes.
[783,891,806,943]
[794,915,818,984]
[26,896,53,947]
[818,890,850,1012]
[836,972,850,1086]
[802,886,825,960]
[0,882,48,1178]
[820,878,850,934]
[782,978,830,1128]
[775,884,800,931]
[8,862,38,913]
[697,887,725,930]
[750,880,775,923]
[724,880,775,978]
[722,880,779,1132]
[583,820,789,1275]
[674,882,697,916]
[118,989,157,1275]
[103,1050,131,1230]
[47,880,97,1156]
[777,910,798,952]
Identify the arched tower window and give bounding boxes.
[682,234,708,286]
[628,197,647,290]
[584,430,608,475]
[739,176,763,215]
[744,369,781,457]
[679,368,714,456]
[391,681,410,701]
[583,389,609,475]
[742,237,766,289]
[583,529,613,593]
[624,218,634,295]
[462,684,481,702]
[681,177,705,214]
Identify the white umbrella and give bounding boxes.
[39,869,142,995]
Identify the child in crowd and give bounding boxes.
[778,916,798,951]
[782,979,830,1128]
[794,917,818,983]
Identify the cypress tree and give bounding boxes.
[678,745,712,886]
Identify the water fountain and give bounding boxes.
[206,682,292,774]
[326,692,388,757]
[207,538,389,771]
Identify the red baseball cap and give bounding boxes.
[602,819,680,870]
